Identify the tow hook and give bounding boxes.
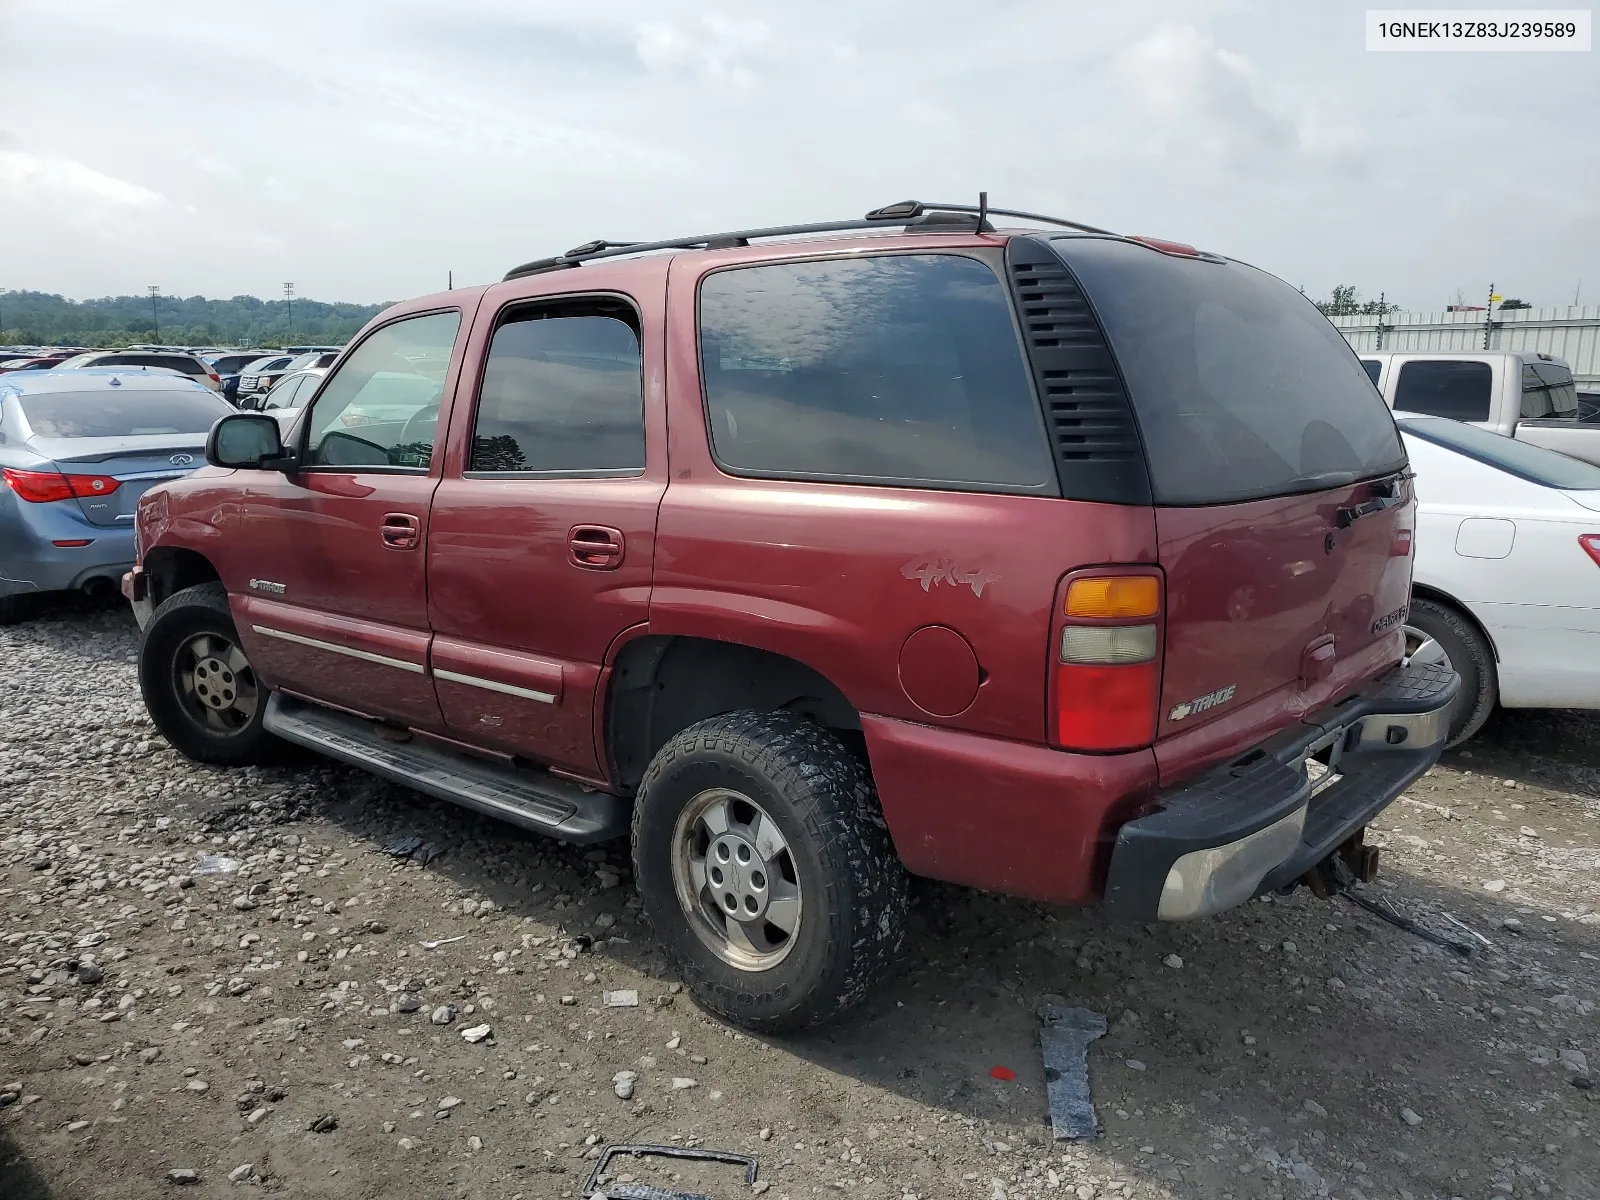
[1302,830,1380,898]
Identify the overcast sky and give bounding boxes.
[1,0,1594,310]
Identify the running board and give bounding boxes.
[263,694,628,844]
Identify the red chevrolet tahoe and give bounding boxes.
[124,201,1458,1031]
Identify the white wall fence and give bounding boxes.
[1330,306,1600,387]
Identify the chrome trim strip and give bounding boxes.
[433,667,556,705]
[250,625,425,674]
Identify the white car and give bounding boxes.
[55,349,223,391]
[1399,415,1600,743]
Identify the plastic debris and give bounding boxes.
[192,854,241,875]
[1037,995,1107,1141]
[989,1065,1016,1081]
[420,936,467,950]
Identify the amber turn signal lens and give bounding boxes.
[1064,575,1160,620]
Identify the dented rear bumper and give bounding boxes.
[1101,658,1459,921]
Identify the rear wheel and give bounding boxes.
[139,582,280,765]
[631,710,908,1032]
[1404,597,1496,746]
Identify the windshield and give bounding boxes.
[1401,416,1600,489]
[19,390,229,438]
[1052,237,1406,505]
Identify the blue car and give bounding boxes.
[0,370,231,623]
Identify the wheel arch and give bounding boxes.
[1410,583,1499,662]
[605,634,865,794]
[142,546,223,610]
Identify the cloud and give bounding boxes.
[0,149,165,207]
[633,14,773,85]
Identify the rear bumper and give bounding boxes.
[1102,658,1459,920]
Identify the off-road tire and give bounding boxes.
[1409,597,1496,746]
[631,710,909,1033]
[139,582,281,766]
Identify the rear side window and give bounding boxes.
[698,254,1055,492]
[1361,359,1382,385]
[1522,361,1577,418]
[19,391,227,437]
[1402,417,1600,489]
[468,306,644,475]
[1051,238,1406,504]
[1393,360,1492,421]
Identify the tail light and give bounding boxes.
[208,372,221,384]
[3,467,122,504]
[1050,572,1163,752]
[1581,534,1600,568]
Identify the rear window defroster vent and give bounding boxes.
[1006,236,1151,506]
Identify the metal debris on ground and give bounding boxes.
[604,989,640,1007]
[1037,995,1107,1141]
[584,1144,758,1200]
[1331,859,1474,956]
[191,854,240,875]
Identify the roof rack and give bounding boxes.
[501,198,1117,281]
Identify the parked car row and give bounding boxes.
[0,344,344,407]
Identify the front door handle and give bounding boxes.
[569,524,624,570]
[381,512,421,551]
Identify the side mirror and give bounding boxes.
[207,413,293,471]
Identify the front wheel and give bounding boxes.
[139,582,281,766]
[631,710,909,1033]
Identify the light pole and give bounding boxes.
[283,282,295,343]
[149,285,161,343]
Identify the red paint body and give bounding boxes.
[132,229,1413,907]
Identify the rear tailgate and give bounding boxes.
[1045,235,1413,782]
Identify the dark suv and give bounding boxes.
[124,201,1457,1031]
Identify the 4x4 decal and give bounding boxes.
[901,554,1000,598]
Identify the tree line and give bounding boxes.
[0,290,389,348]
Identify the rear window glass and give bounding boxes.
[1052,238,1405,504]
[1393,360,1492,421]
[698,254,1055,491]
[1521,361,1577,418]
[19,391,227,438]
[1401,417,1600,489]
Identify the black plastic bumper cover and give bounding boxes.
[1102,659,1459,921]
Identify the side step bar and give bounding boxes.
[263,694,628,844]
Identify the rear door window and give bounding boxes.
[1361,359,1382,385]
[1050,237,1405,504]
[1522,361,1578,417]
[1392,360,1493,421]
[698,254,1055,492]
[468,306,644,475]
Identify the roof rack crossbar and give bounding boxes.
[502,201,1116,280]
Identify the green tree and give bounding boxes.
[0,290,388,348]
[1497,298,1531,310]
[1315,286,1398,317]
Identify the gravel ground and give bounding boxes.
[1,598,1596,1200]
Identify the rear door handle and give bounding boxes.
[381,512,421,550]
[569,524,624,570]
